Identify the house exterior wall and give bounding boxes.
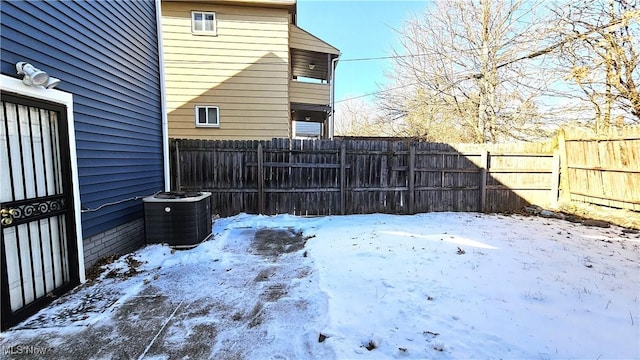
[1,1,164,251]
[82,218,145,268]
[162,1,291,140]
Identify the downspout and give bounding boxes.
[329,54,340,139]
[156,0,170,191]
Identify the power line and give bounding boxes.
[161,54,430,66]
[339,53,435,62]
[162,50,482,66]
[337,46,489,62]
[335,70,482,105]
[334,82,420,104]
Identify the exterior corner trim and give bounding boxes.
[156,0,171,191]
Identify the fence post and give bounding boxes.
[557,129,570,203]
[479,150,488,212]
[257,143,265,214]
[408,144,415,214]
[340,143,346,215]
[550,149,560,208]
[174,139,181,191]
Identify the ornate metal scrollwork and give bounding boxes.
[1,197,67,227]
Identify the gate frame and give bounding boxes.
[1,75,85,323]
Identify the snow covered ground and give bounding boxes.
[2,212,639,359]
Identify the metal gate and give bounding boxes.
[1,93,79,330]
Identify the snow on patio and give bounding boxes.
[1,212,639,359]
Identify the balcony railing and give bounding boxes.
[290,80,330,106]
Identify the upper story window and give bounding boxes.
[195,106,220,127]
[192,11,216,35]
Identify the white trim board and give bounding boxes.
[0,74,86,283]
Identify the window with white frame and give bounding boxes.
[293,121,322,139]
[192,11,216,35]
[195,106,220,127]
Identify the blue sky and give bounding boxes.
[297,0,430,104]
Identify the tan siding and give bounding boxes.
[164,20,288,33]
[162,32,289,48]
[171,117,288,127]
[170,115,289,127]
[169,113,289,140]
[168,77,289,86]
[162,40,289,52]
[167,90,289,99]
[289,24,339,55]
[169,82,286,92]
[165,0,296,7]
[162,1,290,140]
[164,70,288,83]
[168,101,289,109]
[165,68,289,78]
[163,56,287,73]
[171,108,286,117]
[211,0,296,7]
[163,65,288,77]
[168,89,288,100]
[163,5,290,18]
[289,80,330,105]
[171,133,288,140]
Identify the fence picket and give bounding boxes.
[170,138,556,216]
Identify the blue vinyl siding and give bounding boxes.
[1,0,164,238]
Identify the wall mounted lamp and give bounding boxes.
[16,62,61,89]
[308,63,315,70]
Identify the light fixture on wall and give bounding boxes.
[308,63,315,70]
[45,77,61,89]
[16,62,61,89]
[304,116,311,121]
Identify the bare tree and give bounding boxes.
[553,0,640,130]
[333,98,392,137]
[380,0,560,143]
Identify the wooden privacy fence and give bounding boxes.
[558,127,640,211]
[170,138,557,217]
